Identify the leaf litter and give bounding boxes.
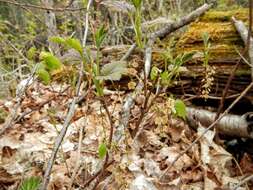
[0,82,251,190]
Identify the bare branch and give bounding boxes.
[0,0,85,12]
[159,82,253,181]
[232,16,253,79]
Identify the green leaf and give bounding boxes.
[131,0,142,9]
[174,55,183,66]
[36,68,51,85]
[98,143,107,159]
[40,52,63,71]
[96,61,127,81]
[65,38,83,56]
[94,78,104,96]
[161,71,170,85]
[174,99,186,120]
[19,177,40,190]
[50,36,66,44]
[27,47,37,60]
[95,25,107,49]
[39,51,51,60]
[150,66,160,81]
[36,62,46,70]
[181,52,195,64]
[202,32,210,46]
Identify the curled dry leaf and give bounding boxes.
[130,174,158,190]
[158,146,193,171]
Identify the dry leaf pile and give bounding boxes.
[0,82,252,190]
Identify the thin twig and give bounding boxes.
[39,0,93,188]
[0,0,85,12]
[0,65,37,136]
[232,157,250,190]
[82,0,93,47]
[68,120,85,189]
[82,160,114,188]
[216,4,253,120]
[113,3,212,144]
[120,43,137,61]
[159,82,253,180]
[235,48,252,68]
[100,98,114,148]
[82,96,114,189]
[233,174,253,190]
[132,76,159,137]
[15,87,69,122]
[0,33,30,63]
[12,0,58,36]
[91,154,109,190]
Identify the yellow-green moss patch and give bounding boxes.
[174,9,249,63]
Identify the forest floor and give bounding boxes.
[0,81,253,190]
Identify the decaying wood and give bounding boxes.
[169,64,253,101]
[97,9,253,101]
[232,16,253,79]
[152,3,212,39]
[187,107,253,138]
[155,9,253,99]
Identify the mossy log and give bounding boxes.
[153,9,253,101]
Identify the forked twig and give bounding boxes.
[159,82,253,181]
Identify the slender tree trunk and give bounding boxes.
[42,0,60,56]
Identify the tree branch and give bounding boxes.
[0,0,85,12]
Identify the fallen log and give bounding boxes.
[159,9,253,101]
[232,16,253,79]
[186,107,253,138]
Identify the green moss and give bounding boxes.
[200,9,248,22]
[173,9,250,63]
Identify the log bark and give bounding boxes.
[187,107,253,138]
[232,16,253,79]
[152,3,212,39]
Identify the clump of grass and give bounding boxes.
[19,177,40,190]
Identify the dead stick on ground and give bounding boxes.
[120,43,137,61]
[233,174,253,190]
[0,67,37,137]
[82,160,114,188]
[159,82,253,181]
